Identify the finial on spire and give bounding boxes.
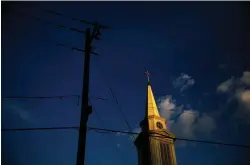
[145,70,151,83]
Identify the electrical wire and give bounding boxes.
[2,95,108,107]
[40,8,111,29]
[3,95,81,106]
[7,31,98,56]
[91,60,135,140]
[7,7,128,138]
[8,8,85,34]
[109,88,135,140]
[2,126,79,132]
[7,8,101,56]
[3,126,250,148]
[56,43,99,55]
[3,95,80,99]
[91,59,135,138]
[88,127,250,149]
[89,58,136,140]
[3,95,108,100]
[88,98,127,165]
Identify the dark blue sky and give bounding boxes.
[2,2,250,165]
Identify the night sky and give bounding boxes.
[2,2,250,165]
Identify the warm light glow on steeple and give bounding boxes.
[146,84,160,117]
[145,71,160,117]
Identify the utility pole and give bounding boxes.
[76,25,100,165]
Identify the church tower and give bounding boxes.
[134,71,177,165]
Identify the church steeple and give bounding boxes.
[142,71,165,131]
[134,71,177,165]
[145,75,160,117]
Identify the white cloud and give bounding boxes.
[217,71,250,124]
[158,97,216,147]
[182,74,191,79]
[217,77,234,93]
[217,71,250,94]
[234,89,250,124]
[170,110,216,138]
[240,71,250,86]
[171,110,198,138]
[158,96,177,120]
[180,79,195,92]
[236,90,250,109]
[172,73,195,92]
[235,89,250,119]
[196,114,216,135]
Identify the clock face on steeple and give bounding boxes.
[156,122,163,129]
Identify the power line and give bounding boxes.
[6,6,110,165]
[88,127,137,135]
[7,8,130,136]
[2,95,81,106]
[2,126,79,132]
[56,43,99,55]
[91,58,135,138]
[3,126,250,149]
[90,96,109,101]
[9,31,99,56]
[3,95,80,99]
[2,95,108,107]
[149,132,250,149]
[92,61,135,140]
[7,8,101,56]
[9,8,85,34]
[110,88,134,136]
[3,95,108,100]
[88,127,250,149]
[89,58,136,140]
[40,8,111,29]
[88,98,127,165]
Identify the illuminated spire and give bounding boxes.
[145,71,160,117]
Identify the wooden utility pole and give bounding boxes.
[76,25,100,165]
